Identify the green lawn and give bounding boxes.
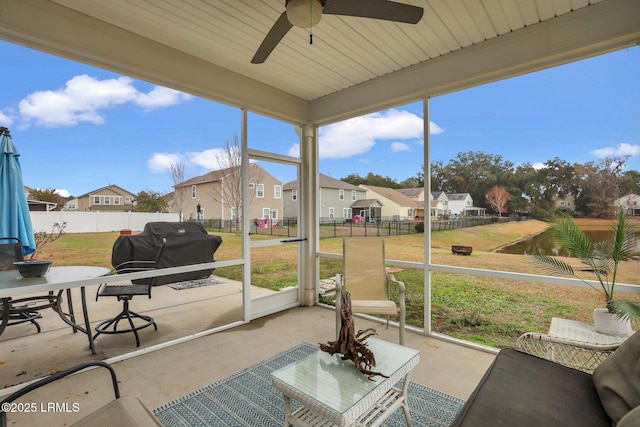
[42,219,640,348]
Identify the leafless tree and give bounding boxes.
[210,135,263,234]
[485,185,510,217]
[170,160,188,221]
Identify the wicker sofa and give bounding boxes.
[449,329,640,427]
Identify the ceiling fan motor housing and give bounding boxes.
[286,0,323,28]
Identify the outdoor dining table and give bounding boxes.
[0,265,110,354]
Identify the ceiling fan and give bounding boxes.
[251,0,424,64]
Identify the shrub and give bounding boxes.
[415,222,424,233]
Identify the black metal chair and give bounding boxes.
[0,360,161,426]
[0,237,58,335]
[92,238,166,347]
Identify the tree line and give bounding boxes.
[342,151,640,219]
[32,149,640,219]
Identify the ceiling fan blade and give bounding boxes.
[323,0,424,24]
[252,12,293,64]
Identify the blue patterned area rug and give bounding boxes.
[154,343,464,427]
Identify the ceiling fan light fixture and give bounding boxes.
[286,0,322,28]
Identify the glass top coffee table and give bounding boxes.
[271,337,420,427]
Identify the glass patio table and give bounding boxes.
[271,337,420,427]
[0,266,110,354]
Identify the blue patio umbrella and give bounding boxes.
[0,127,36,255]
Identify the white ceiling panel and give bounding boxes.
[45,0,609,100]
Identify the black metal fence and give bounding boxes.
[317,220,420,238]
[194,218,298,237]
[430,217,499,231]
[194,216,526,238]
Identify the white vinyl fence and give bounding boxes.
[30,211,180,233]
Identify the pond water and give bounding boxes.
[498,230,640,257]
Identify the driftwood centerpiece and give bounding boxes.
[320,291,388,380]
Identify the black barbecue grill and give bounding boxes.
[93,222,223,347]
[111,222,222,286]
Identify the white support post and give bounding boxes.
[300,123,319,306]
[423,97,432,333]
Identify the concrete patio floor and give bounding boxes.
[0,278,496,426]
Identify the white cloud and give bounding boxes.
[18,74,192,128]
[148,146,257,176]
[187,148,229,170]
[0,110,15,126]
[287,143,300,157]
[55,189,70,198]
[391,141,411,152]
[135,86,193,111]
[318,109,423,159]
[591,143,640,158]
[147,152,186,173]
[430,121,444,135]
[287,109,443,159]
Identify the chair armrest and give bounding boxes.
[334,273,343,291]
[387,274,406,345]
[1,361,119,427]
[387,273,406,295]
[515,332,619,374]
[71,396,161,427]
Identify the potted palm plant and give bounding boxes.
[532,207,640,336]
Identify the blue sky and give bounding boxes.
[0,40,638,198]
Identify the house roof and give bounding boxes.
[360,184,421,207]
[447,193,471,201]
[397,188,423,198]
[27,198,57,210]
[76,184,135,198]
[283,174,362,191]
[351,199,383,209]
[178,163,278,188]
[178,167,234,188]
[0,1,636,127]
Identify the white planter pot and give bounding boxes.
[593,308,633,336]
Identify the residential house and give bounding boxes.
[615,193,640,216]
[430,200,446,219]
[429,191,449,218]
[398,188,426,219]
[66,185,136,212]
[350,199,383,223]
[174,163,282,223]
[24,186,57,211]
[283,174,366,221]
[553,195,575,212]
[446,193,486,217]
[27,198,57,212]
[359,185,421,221]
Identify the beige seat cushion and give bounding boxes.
[593,330,640,424]
[351,300,397,315]
[71,396,161,427]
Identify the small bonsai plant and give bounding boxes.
[532,208,640,322]
[26,222,66,261]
